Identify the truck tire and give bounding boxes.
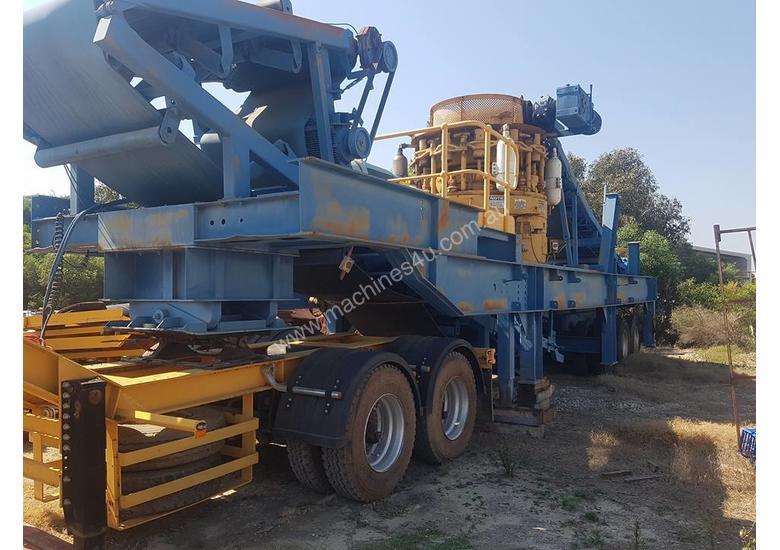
[322,365,415,502]
[415,352,476,464]
[630,316,642,355]
[286,440,332,494]
[122,453,223,494]
[617,318,631,363]
[121,458,235,520]
[119,406,227,472]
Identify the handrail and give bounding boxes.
[375,120,535,216]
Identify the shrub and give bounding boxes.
[677,279,720,309]
[672,306,754,349]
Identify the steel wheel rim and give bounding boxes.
[364,393,405,472]
[441,376,469,441]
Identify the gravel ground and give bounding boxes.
[24,347,756,549]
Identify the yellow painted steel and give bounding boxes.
[23,325,497,532]
[376,98,552,262]
[115,409,209,436]
[120,454,258,510]
[23,308,127,330]
[118,419,258,468]
[23,413,60,437]
[23,456,61,487]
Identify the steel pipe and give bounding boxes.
[262,365,343,400]
[34,126,166,168]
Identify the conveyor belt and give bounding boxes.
[23,0,223,206]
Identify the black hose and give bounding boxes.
[39,199,130,340]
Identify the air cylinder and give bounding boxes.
[544,147,562,206]
[495,124,517,191]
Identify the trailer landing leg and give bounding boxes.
[61,378,107,550]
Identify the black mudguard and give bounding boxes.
[382,336,484,416]
[272,348,419,448]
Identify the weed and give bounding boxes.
[571,526,605,549]
[739,523,756,550]
[559,492,581,512]
[496,441,523,477]
[582,511,599,523]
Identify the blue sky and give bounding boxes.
[22,0,756,252]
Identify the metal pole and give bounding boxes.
[713,224,741,446]
[747,229,756,274]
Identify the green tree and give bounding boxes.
[94,183,123,204]
[23,198,104,310]
[618,222,681,341]
[567,152,587,183]
[579,148,690,246]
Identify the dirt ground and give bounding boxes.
[24,347,756,549]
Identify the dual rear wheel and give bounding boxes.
[618,315,643,362]
[286,352,477,502]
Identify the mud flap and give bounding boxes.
[272,349,418,448]
[383,336,485,416]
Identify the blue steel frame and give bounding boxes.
[32,156,657,402]
[26,0,656,405]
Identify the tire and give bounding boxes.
[617,318,631,363]
[119,406,228,472]
[122,453,223,494]
[121,454,229,519]
[322,365,415,502]
[286,440,332,494]
[629,316,642,355]
[415,352,476,464]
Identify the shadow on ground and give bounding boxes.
[26,348,755,550]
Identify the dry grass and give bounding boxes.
[588,418,755,522]
[596,349,735,405]
[673,306,755,350]
[586,347,756,529]
[22,480,70,542]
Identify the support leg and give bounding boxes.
[517,312,543,383]
[61,378,107,550]
[601,306,617,365]
[496,313,515,406]
[69,165,95,214]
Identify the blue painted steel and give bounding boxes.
[24,0,657,398]
[739,427,756,462]
[30,195,69,221]
[496,313,515,406]
[555,84,602,136]
[94,13,298,193]
[70,166,95,214]
[598,193,620,273]
[628,242,640,275]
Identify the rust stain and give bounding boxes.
[386,233,411,245]
[312,200,371,239]
[482,298,508,311]
[458,302,475,313]
[102,209,188,249]
[437,200,450,232]
[386,214,416,245]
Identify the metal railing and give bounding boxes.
[376,120,539,216]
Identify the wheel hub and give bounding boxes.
[364,393,405,472]
[441,377,469,441]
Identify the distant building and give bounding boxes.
[690,246,754,280]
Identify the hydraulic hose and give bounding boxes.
[39,199,129,340]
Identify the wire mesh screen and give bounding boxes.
[429,94,525,126]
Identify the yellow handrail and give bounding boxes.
[375,120,524,215]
